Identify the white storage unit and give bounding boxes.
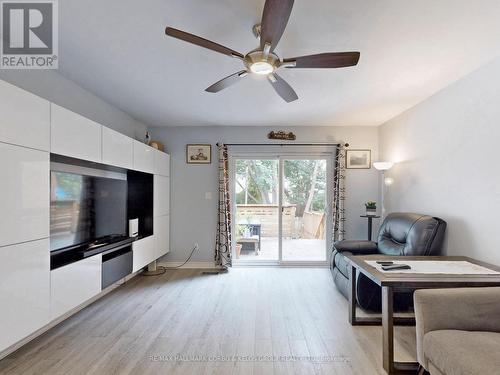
[0,239,50,352]
[50,104,102,163]
[154,149,170,177]
[133,140,155,174]
[153,151,170,258]
[102,127,133,169]
[0,78,172,356]
[154,175,170,217]
[132,236,157,272]
[155,215,170,257]
[0,142,49,247]
[50,254,102,320]
[0,80,50,151]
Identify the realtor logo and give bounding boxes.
[1,0,58,69]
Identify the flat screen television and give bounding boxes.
[50,170,127,251]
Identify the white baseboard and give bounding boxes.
[158,261,216,269]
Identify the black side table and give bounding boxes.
[360,215,381,241]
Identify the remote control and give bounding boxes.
[382,264,411,271]
[376,261,393,266]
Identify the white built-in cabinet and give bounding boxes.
[132,236,157,273]
[50,103,102,163]
[155,215,170,257]
[154,149,170,176]
[50,254,102,320]
[0,78,170,356]
[154,150,170,257]
[0,239,50,352]
[0,142,49,247]
[0,80,50,151]
[133,140,155,174]
[102,127,133,169]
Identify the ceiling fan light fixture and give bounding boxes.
[250,61,274,75]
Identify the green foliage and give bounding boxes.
[235,159,327,216]
[365,201,377,209]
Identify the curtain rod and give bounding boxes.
[218,142,349,147]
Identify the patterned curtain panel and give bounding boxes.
[215,143,232,268]
[332,145,347,242]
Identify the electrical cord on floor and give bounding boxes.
[141,244,199,276]
[164,243,199,269]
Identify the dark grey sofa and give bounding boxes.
[330,212,447,311]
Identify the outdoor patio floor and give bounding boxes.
[237,237,327,262]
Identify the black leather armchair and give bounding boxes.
[330,212,447,312]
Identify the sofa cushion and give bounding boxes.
[333,250,351,279]
[333,240,378,254]
[424,330,500,375]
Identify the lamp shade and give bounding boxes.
[373,161,394,171]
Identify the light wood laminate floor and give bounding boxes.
[0,268,416,374]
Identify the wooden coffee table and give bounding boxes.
[345,255,500,375]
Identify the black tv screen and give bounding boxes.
[50,171,127,251]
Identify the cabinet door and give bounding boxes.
[0,80,50,151]
[50,254,102,320]
[102,127,133,169]
[50,104,102,163]
[133,141,155,174]
[0,143,49,247]
[132,235,156,272]
[154,150,170,177]
[154,175,170,217]
[0,239,50,352]
[155,215,170,257]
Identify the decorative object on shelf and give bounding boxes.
[346,149,371,169]
[373,161,395,219]
[149,141,165,152]
[267,131,296,141]
[143,131,151,145]
[186,144,212,164]
[365,201,377,216]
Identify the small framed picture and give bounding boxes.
[186,144,212,164]
[346,149,371,169]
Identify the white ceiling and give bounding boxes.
[58,0,500,127]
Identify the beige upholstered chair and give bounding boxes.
[414,287,500,375]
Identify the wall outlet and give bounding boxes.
[205,192,212,200]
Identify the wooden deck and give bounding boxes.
[237,238,327,261]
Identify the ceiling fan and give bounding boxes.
[165,0,360,103]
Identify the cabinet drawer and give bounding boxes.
[0,80,50,151]
[50,254,102,320]
[102,127,133,169]
[0,239,50,352]
[50,104,102,162]
[132,236,156,272]
[0,142,49,247]
[133,141,155,174]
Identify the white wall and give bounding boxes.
[0,70,148,139]
[379,56,500,265]
[150,125,380,263]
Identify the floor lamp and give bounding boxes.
[373,162,395,219]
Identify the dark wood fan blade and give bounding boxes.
[260,0,294,52]
[165,27,244,59]
[268,73,298,103]
[283,52,360,68]
[205,71,248,93]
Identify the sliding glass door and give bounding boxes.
[282,159,327,261]
[232,154,330,265]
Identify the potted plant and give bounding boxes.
[365,201,377,216]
